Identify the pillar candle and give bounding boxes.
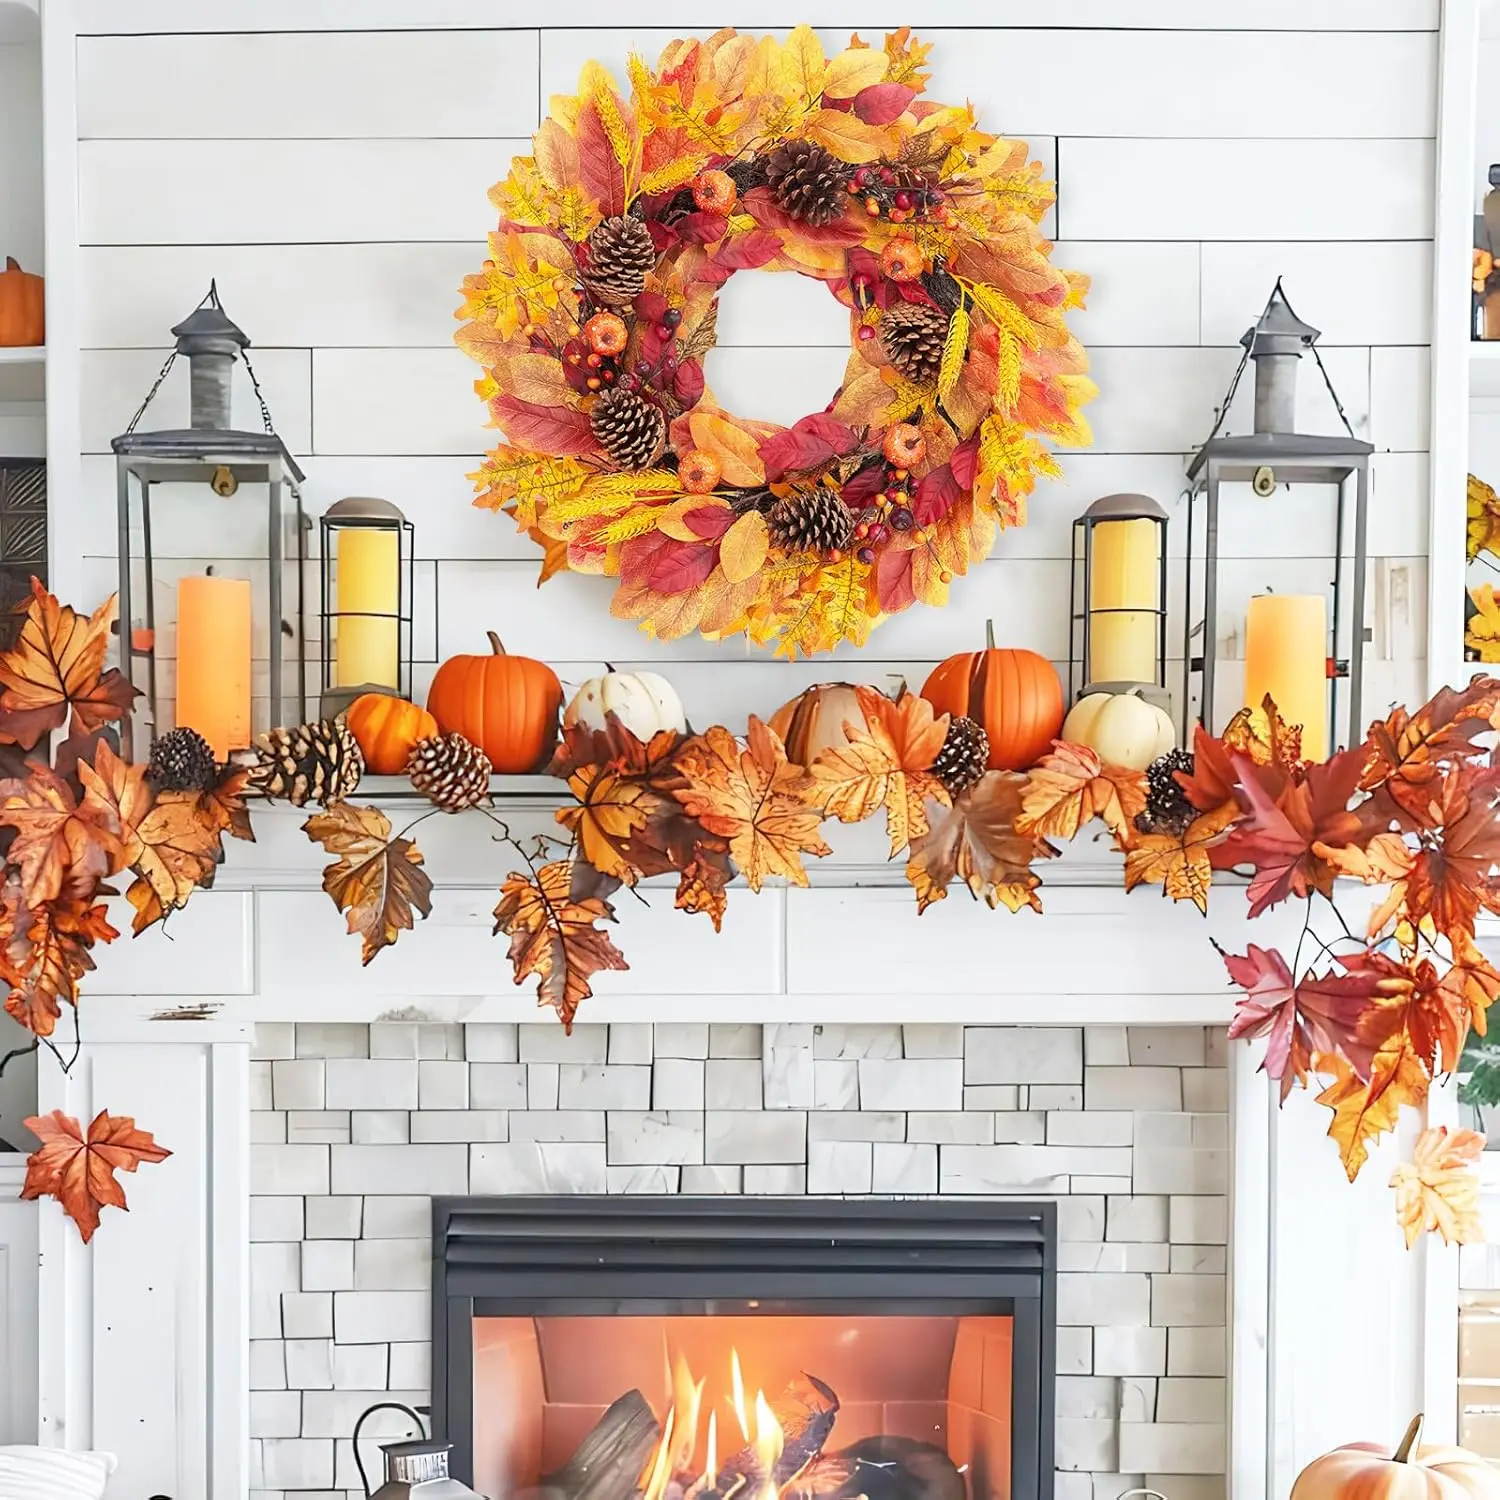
[1088,518,1159,683]
[334,528,399,688]
[1243,593,1328,761]
[176,575,251,758]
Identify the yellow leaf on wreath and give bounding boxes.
[823,45,890,98]
[721,511,770,584]
[996,331,1022,414]
[804,109,897,165]
[533,118,581,193]
[640,157,708,195]
[779,25,827,101]
[966,281,1042,348]
[657,496,729,542]
[688,411,766,486]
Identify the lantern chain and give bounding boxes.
[239,346,279,437]
[1201,345,1250,447]
[1277,279,1357,441]
[122,349,180,436]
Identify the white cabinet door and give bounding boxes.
[0,1158,39,1445]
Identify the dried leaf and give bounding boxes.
[0,581,139,749]
[0,760,123,907]
[1391,1125,1485,1248]
[673,718,830,890]
[493,859,629,1027]
[0,877,113,1037]
[1360,676,1500,824]
[1317,1040,1430,1182]
[303,803,433,964]
[126,788,230,934]
[906,770,1052,913]
[688,411,766,486]
[1123,799,1240,914]
[22,1108,171,1244]
[823,44,890,98]
[1017,741,1147,843]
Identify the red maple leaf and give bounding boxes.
[22,1108,171,1242]
[1221,942,1386,1099]
[1348,950,1473,1076]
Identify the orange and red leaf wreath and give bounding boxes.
[4,578,1497,1242]
[456,28,1094,655]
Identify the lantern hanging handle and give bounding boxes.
[123,282,225,436]
[352,1399,427,1498]
[1275,278,1356,441]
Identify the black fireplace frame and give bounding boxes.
[431,1196,1057,1499]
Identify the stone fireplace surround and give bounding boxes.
[245,1020,1229,1500]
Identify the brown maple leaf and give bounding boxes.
[1315,1039,1430,1182]
[1351,947,1486,1077]
[198,765,256,843]
[1360,676,1500,825]
[808,688,950,857]
[22,1107,171,1243]
[0,759,124,907]
[673,718,830,890]
[0,874,113,1036]
[126,787,232,934]
[675,845,733,930]
[557,764,654,882]
[1391,1125,1486,1248]
[493,859,629,1027]
[0,581,138,749]
[1122,798,1240,915]
[1016,740,1147,843]
[1212,749,1368,916]
[906,771,1055,914]
[303,802,433,964]
[1398,765,1500,941]
[1444,933,1500,1038]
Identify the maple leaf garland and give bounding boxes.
[1391,1126,1485,1248]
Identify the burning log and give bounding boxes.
[697,1373,840,1500]
[536,1389,662,1500]
[792,1438,966,1500]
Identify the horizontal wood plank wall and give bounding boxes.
[72,14,1438,739]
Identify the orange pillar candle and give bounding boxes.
[176,575,252,758]
[1243,593,1327,761]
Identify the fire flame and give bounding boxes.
[640,1348,789,1500]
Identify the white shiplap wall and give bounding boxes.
[69,3,1439,740]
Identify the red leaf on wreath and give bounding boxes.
[853,82,916,124]
[676,211,730,245]
[711,230,782,272]
[1222,942,1384,1099]
[759,414,859,481]
[912,464,960,526]
[635,291,668,325]
[681,505,736,542]
[741,187,866,246]
[841,461,888,506]
[575,97,625,216]
[490,395,602,457]
[949,431,981,488]
[647,539,718,594]
[875,547,917,613]
[673,359,705,409]
[22,1108,171,1244]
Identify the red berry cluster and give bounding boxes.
[844,163,947,224]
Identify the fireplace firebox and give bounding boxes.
[431,1198,1057,1500]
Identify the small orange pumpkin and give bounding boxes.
[1291,1416,1500,1500]
[426,631,562,774]
[768,682,872,764]
[921,622,1063,771]
[345,692,437,775]
[0,258,44,348]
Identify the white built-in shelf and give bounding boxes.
[0,345,43,366]
[0,345,44,404]
[1471,340,1500,399]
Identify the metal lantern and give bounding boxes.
[318,496,415,719]
[111,283,306,760]
[1068,493,1169,705]
[1182,279,1372,751]
[353,1402,479,1500]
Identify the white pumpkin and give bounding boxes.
[1062,690,1176,771]
[565,668,686,740]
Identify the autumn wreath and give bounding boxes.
[458,26,1094,655]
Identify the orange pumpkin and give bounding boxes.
[920,622,1063,771]
[1291,1416,1500,1500]
[769,682,872,764]
[426,631,561,774]
[0,258,44,348]
[345,692,437,776]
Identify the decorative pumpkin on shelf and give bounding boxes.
[769,683,874,765]
[1291,1416,1500,1500]
[0,257,44,348]
[564,668,685,742]
[426,632,562,774]
[920,625,1064,772]
[344,692,438,776]
[1061,689,1176,771]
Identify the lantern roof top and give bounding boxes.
[111,427,306,486]
[170,281,249,350]
[1239,278,1319,356]
[1186,429,1371,486]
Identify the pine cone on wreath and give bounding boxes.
[590,388,667,470]
[768,489,856,556]
[147,727,219,793]
[407,732,492,813]
[1134,748,1196,838]
[583,214,657,307]
[879,301,951,384]
[248,714,363,808]
[764,139,849,226]
[931,715,990,797]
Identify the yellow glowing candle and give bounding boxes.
[334,527,399,688]
[1088,517,1160,683]
[176,574,251,758]
[1243,593,1327,761]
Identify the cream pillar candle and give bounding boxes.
[334,527,399,688]
[1243,593,1327,761]
[176,575,252,758]
[1088,517,1159,683]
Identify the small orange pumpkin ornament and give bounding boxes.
[0,258,45,348]
[1291,1415,1500,1500]
[921,622,1063,771]
[345,692,438,776]
[426,632,562,773]
[769,682,873,764]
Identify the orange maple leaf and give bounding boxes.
[493,859,628,1027]
[1016,740,1147,843]
[303,803,433,964]
[125,788,228,934]
[0,581,139,749]
[808,687,950,857]
[1391,1125,1485,1248]
[0,760,124,907]
[1316,1040,1430,1182]
[21,1107,171,1243]
[673,718,831,890]
[1122,799,1239,915]
[0,887,114,1037]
